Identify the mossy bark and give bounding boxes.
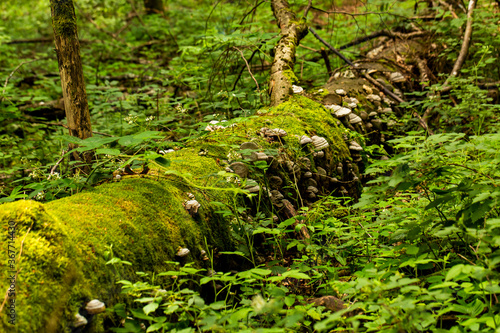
[269,0,308,106]
[50,0,93,168]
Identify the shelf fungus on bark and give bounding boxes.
[311,136,329,150]
[85,299,106,314]
[251,152,268,162]
[292,85,304,94]
[349,141,363,151]
[184,199,201,216]
[200,250,209,261]
[335,89,347,96]
[367,94,382,103]
[299,135,313,145]
[74,314,88,328]
[244,179,261,193]
[313,151,325,158]
[176,247,190,257]
[390,72,405,83]
[325,104,352,118]
[348,113,363,124]
[229,162,249,178]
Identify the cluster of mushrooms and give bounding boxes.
[73,299,106,330]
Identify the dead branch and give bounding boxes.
[308,27,403,104]
[2,58,48,102]
[6,38,53,44]
[441,0,476,93]
[233,47,261,93]
[320,48,333,77]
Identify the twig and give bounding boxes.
[27,118,113,137]
[239,0,267,25]
[233,47,261,93]
[50,150,67,175]
[309,27,403,103]
[2,58,47,102]
[309,27,434,134]
[6,38,53,44]
[303,0,313,17]
[320,48,333,77]
[422,0,477,131]
[441,0,476,93]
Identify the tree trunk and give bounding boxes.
[269,0,308,106]
[144,0,164,15]
[50,0,93,168]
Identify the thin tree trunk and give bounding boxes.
[144,0,164,15]
[269,0,308,106]
[50,0,93,169]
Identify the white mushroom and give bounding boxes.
[184,200,201,215]
[271,128,288,137]
[362,85,373,94]
[314,151,325,158]
[390,72,405,83]
[349,141,363,151]
[334,107,352,118]
[335,89,347,96]
[86,299,106,315]
[299,135,313,145]
[324,104,342,111]
[349,113,363,124]
[74,314,88,327]
[251,152,268,161]
[367,94,382,102]
[311,136,329,150]
[292,85,304,94]
[307,186,319,193]
[176,247,190,257]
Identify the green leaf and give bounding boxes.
[96,148,121,156]
[446,264,464,281]
[143,302,159,315]
[154,156,171,167]
[146,322,165,332]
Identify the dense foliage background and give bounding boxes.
[0,0,499,331]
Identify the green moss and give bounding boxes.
[199,95,349,163]
[0,153,234,332]
[50,0,77,38]
[283,69,298,85]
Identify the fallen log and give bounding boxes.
[0,95,355,332]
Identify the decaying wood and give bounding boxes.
[269,0,308,106]
[50,0,93,169]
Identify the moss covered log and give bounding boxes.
[0,96,355,332]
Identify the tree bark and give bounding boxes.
[269,0,308,106]
[50,0,93,168]
[144,0,164,15]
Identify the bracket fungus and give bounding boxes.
[176,247,190,257]
[74,313,88,328]
[311,136,329,151]
[184,200,201,216]
[85,299,106,314]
